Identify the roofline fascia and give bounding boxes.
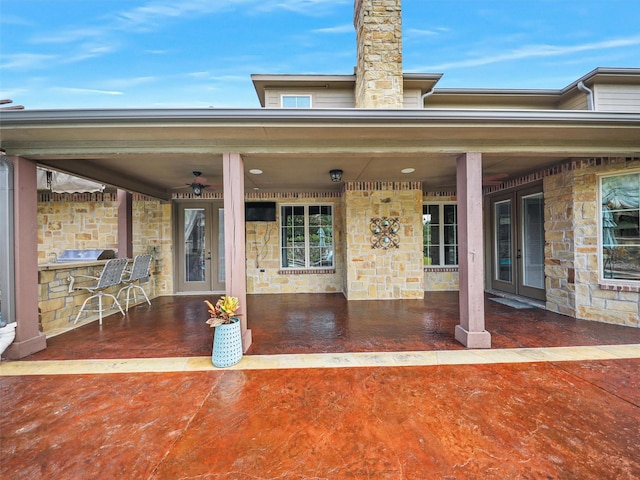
[561,67,640,93]
[430,88,561,96]
[2,108,640,127]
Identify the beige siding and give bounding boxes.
[403,88,423,109]
[558,91,588,110]
[594,84,640,112]
[425,96,555,110]
[264,88,354,108]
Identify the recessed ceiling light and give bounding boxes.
[249,169,263,175]
[401,168,415,174]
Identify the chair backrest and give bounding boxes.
[96,258,129,289]
[127,254,153,282]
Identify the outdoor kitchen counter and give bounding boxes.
[37,260,140,335]
[39,260,111,271]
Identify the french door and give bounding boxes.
[490,185,545,301]
[175,202,225,293]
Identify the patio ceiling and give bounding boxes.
[1,108,639,200]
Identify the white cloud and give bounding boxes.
[313,24,353,34]
[406,27,449,38]
[64,45,119,64]
[52,87,124,96]
[421,35,640,71]
[31,28,103,45]
[1,53,58,70]
[102,77,158,89]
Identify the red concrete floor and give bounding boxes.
[2,293,640,479]
[1,360,639,479]
[22,292,640,360]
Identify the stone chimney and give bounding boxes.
[354,0,403,108]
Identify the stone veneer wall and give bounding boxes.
[422,193,460,291]
[543,171,577,316]
[38,193,119,263]
[544,157,640,326]
[37,193,172,294]
[354,0,403,108]
[132,197,173,295]
[37,193,174,333]
[344,182,423,299]
[245,194,344,294]
[38,263,132,333]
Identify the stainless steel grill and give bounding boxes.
[56,249,116,262]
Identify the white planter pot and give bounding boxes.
[212,318,243,368]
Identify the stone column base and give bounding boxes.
[455,325,492,349]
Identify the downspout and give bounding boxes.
[421,88,435,108]
[577,81,595,111]
[0,153,17,356]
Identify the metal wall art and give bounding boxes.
[370,217,400,249]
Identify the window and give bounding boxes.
[423,203,458,266]
[600,172,640,281]
[281,95,311,108]
[281,205,334,269]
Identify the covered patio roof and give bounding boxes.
[2,108,640,200]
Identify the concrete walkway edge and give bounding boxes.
[2,344,639,376]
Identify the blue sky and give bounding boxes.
[1,0,639,110]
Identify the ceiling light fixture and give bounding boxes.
[191,171,205,196]
[401,168,415,174]
[330,169,343,182]
[249,169,263,175]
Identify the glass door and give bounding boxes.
[176,202,225,293]
[490,185,545,301]
[519,192,545,299]
[492,197,515,293]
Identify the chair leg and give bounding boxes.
[74,294,96,324]
[98,294,103,326]
[132,285,151,306]
[104,293,125,317]
[119,284,150,311]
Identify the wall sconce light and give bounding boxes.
[330,169,343,182]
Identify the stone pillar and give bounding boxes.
[223,153,252,352]
[5,156,47,359]
[354,0,403,108]
[455,153,491,348]
[343,181,423,300]
[117,189,133,258]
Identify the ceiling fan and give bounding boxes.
[172,171,218,196]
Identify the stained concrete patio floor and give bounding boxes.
[1,292,639,479]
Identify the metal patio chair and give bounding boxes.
[69,257,129,325]
[117,254,153,311]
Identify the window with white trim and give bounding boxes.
[281,95,311,108]
[280,204,334,269]
[422,203,458,266]
[600,172,640,281]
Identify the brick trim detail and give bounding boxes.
[599,283,640,293]
[279,269,336,275]
[424,267,459,273]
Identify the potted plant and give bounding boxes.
[205,296,243,367]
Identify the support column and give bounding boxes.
[5,157,47,358]
[455,152,491,348]
[117,189,133,258]
[223,153,251,352]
